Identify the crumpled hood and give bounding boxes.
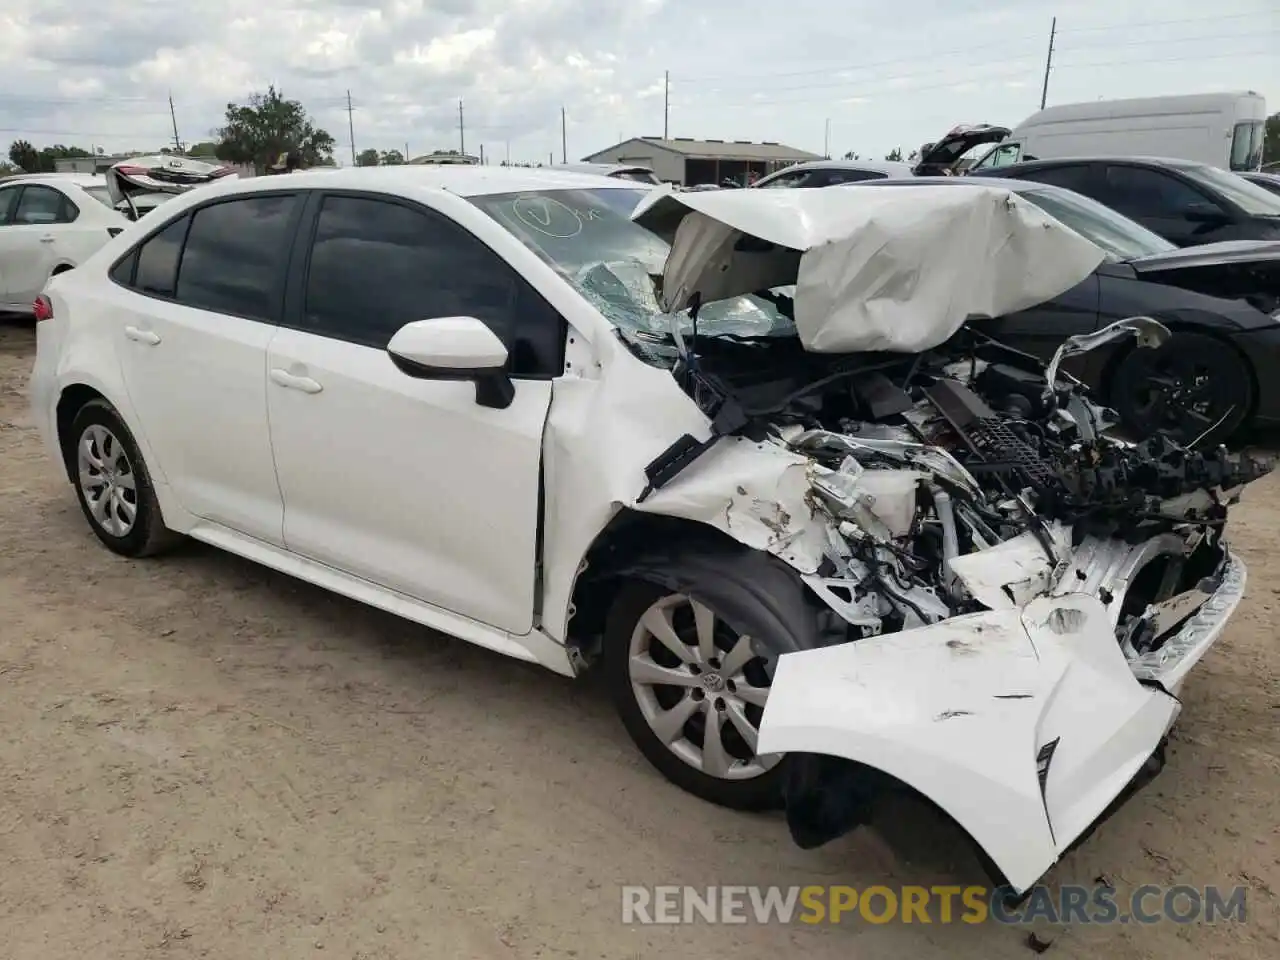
[630,185,1105,354]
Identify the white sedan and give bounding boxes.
[0,173,125,312]
[29,167,1263,894]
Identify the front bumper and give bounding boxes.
[756,554,1246,894]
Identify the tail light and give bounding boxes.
[113,165,148,177]
[33,295,53,322]
[107,227,123,237]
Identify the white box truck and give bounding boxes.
[917,92,1269,175]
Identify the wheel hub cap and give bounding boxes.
[627,593,779,781]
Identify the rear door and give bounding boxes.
[110,192,302,542]
[265,191,556,634]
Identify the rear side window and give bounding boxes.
[0,184,18,224]
[13,185,76,225]
[132,214,190,296]
[1018,164,1092,194]
[174,195,298,322]
[1099,166,1215,217]
[823,170,886,185]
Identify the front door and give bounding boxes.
[0,184,68,305]
[266,192,560,634]
[110,193,302,543]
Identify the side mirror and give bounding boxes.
[386,316,515,409]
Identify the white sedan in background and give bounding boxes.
[0,173,126,313]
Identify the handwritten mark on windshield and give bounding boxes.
[513,196,583,238]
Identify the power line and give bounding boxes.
[674,26,1276,86]
[690,47,1277,110]
[1055,10,1270,32]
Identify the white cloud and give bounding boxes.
[0,0,1275,163]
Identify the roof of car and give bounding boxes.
[765,159,916,177]
[0,172,107,188]
[970,156,1207,175]
[852,175,1044,192]
[217,165,642,199]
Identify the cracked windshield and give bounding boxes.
[471,187,795,341]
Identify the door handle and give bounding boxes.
[124,325,161,345]
[39,235,56,244]
[270,368,323,394]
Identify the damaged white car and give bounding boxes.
[29,169,1269,896]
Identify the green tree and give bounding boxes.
[8,139,40,172]
[885,147,903,162]
[213,86,335,173]
[356,148,380,167]
[1264,112,1279,165]
[186,140,220,157]
[841,150,861,160]
[379,149,405,166]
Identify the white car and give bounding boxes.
[0,174,125,312]
[752,159,917,188]
[29,168,1266,894]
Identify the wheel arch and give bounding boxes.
[1100,319,1259,425]
[562,509,823,666]
[55,383,110,482]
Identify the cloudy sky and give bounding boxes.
[1,0,1276,164]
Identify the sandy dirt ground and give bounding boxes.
[0,314,1276,959]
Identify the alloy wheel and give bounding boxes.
[76,424,138,538]
[627,593,778,781]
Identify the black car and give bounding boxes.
[844,175,1280,445]
[1241,171,1280,197]
[968,157,1280,248]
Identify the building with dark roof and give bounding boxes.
[581,136,823,186]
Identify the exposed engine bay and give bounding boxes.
[627,312,1272,663]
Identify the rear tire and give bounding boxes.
[1109,332,1252,447]
[68,400,179,557]
[601,546,821,811]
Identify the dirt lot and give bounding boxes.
[0,315,1276,959]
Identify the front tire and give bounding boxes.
[1109,332,1253,447]
[602,547,820,811]
[68,399,178,557]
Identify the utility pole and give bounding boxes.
[824,118,830,158]
[479,144,485,165]
[404,142,409,161]
[561,107,567,163]
[505,141,510,166]
[663,70,670,139]
[459,100,466,156]
[1040,17,1057,110]
[168,93,182,153]
[346,90,356,165]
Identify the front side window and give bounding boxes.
[13,185,75,225]
[1018,186,1176,261]
[1230,121,1264,172]
[973,142,1022,170]
[173,195,298,322]
[302,195,563,375]
[1017,164,1092,193]
[1099,166,1216,218]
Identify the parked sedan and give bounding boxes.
[847,175,1280,445]
[30,168,1266,895]
[751,159,915,188]
[969,157,1280,247]
[0,174,126,313]
[1240,170,1280,197]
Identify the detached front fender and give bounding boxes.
[757,593,1181,894]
